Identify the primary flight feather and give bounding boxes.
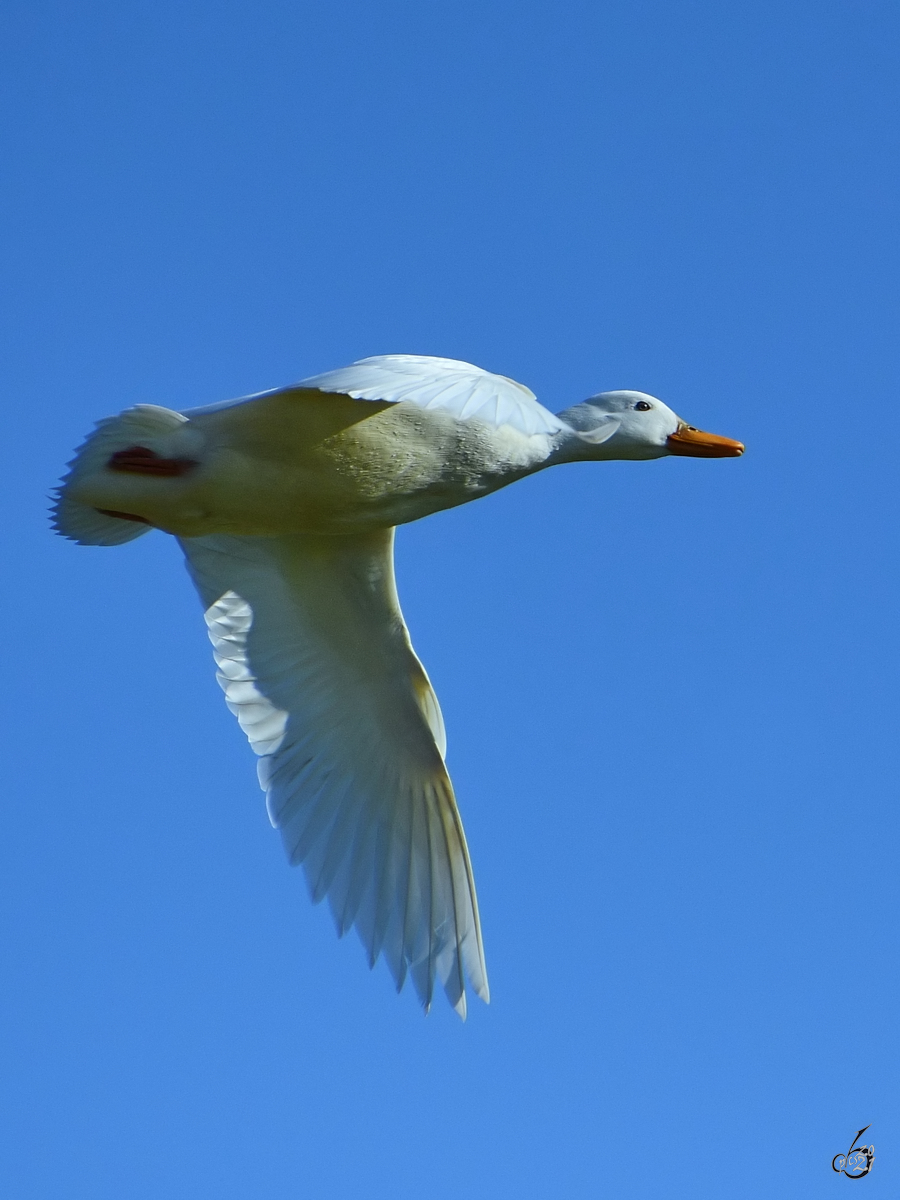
[53,354,743,1016]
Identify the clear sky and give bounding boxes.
[2,1,897,1196]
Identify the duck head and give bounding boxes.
[558,390,744,460]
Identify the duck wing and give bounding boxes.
[179,528,488,1017]
[185,354,564,437]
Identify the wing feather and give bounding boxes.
[184,354,563,438]
[179,529,488,1014]
[298,355,564,436]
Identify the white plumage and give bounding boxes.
[53,354,743,1015]
[182,530,486,1016]
[295,354,567,436]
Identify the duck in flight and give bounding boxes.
[54,354,743,1017]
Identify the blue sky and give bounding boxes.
[2,1,897,1196]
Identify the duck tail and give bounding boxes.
[51,404,187,546]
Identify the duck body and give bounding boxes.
[69,389,557,539]
[54,354,743,1017]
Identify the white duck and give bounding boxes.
[54,354,743,1016]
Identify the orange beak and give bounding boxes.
[666,422,744,458]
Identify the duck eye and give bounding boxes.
[634,400,652,411]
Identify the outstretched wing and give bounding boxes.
[185,354,565,437]
[298,355,565,436]
[179,529,488,1017]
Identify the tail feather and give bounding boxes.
[52,404,186,546]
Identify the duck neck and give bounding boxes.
[542,417,618,468]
